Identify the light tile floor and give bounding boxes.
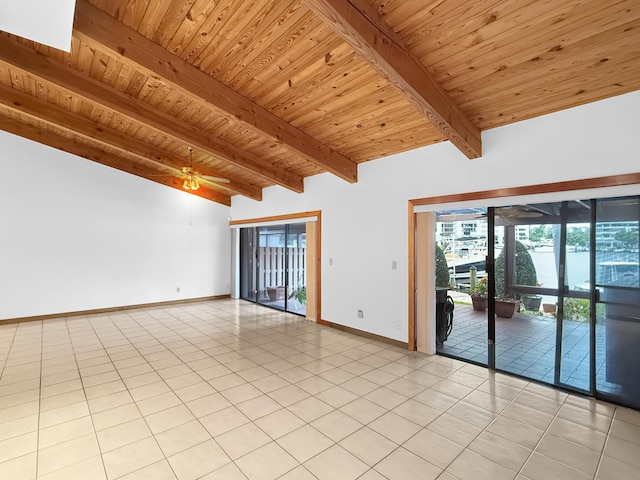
[1,299,639,479]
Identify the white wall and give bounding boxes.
[231,90,640,342]
[0,131,231,320]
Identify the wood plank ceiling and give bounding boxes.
[1,0,639,205]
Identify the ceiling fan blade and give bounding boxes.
[200,175,231,184]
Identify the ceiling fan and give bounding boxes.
[180,147,230,190]
[150,147,230,190]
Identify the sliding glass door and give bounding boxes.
[492,202,593,391]
[434,209,489,366]
[594,197,640,407]
[240,223,307,316]
[284,223,306,315]
[493,205,561,384]
[256,225,287,311]
[557,201,592,392]
[434,194,640,408]
[239,228,257,302]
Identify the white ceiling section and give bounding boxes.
[0,0,76,52]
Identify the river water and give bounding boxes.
[532,249,639,290]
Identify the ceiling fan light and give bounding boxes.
[181,148,201,191]
[184,175,199,190]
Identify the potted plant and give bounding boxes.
[266,286,285,301]
[288,285,306,306]
[522,293,543,312]
[495,296,520,318]
[288,276,307,307]
[469,277,488,311]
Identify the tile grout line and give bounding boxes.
[83,311,165,480]
[0,322,19,387]
[0,323,40,472]
[65,314,110,480]
[35,320,43,480]
[428,368,531,478]
[593,406,617,479]
[224,320,417,478]
[509,389,566,478]
[360,365,469,479]
[92,306,311,478]
[512,390,600,479]
[289,358,488,478]
[103,309,213,479]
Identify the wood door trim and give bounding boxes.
[409,173,640,207]
[304,218,322,323]
[229,211,321,226]
[231,211,322,323]
[407,201,416,350]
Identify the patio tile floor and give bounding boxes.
[437,303,618,395]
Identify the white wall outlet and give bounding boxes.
[329,258,333,265]
[357,310,364,318]
[394,320,401,329]
[176,287,180,293]
[392,260,397,270]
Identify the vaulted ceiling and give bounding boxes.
[1,0,639,205]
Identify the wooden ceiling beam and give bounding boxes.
[0,35,304,193]
[303,0,482,159]
[0,115,231,205]
[0,84,263,201]
[73,0,358,183]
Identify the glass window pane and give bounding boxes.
[435,209,488,366]
[286,223,306,315]
[257,225,286,311]
[558,203,592,392]
[595,196,640,408]
[494,209,558,383]
[560,296,591,390]
[240,223,308,317]
[239,228,256,302]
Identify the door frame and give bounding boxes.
[230,210,322,322]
